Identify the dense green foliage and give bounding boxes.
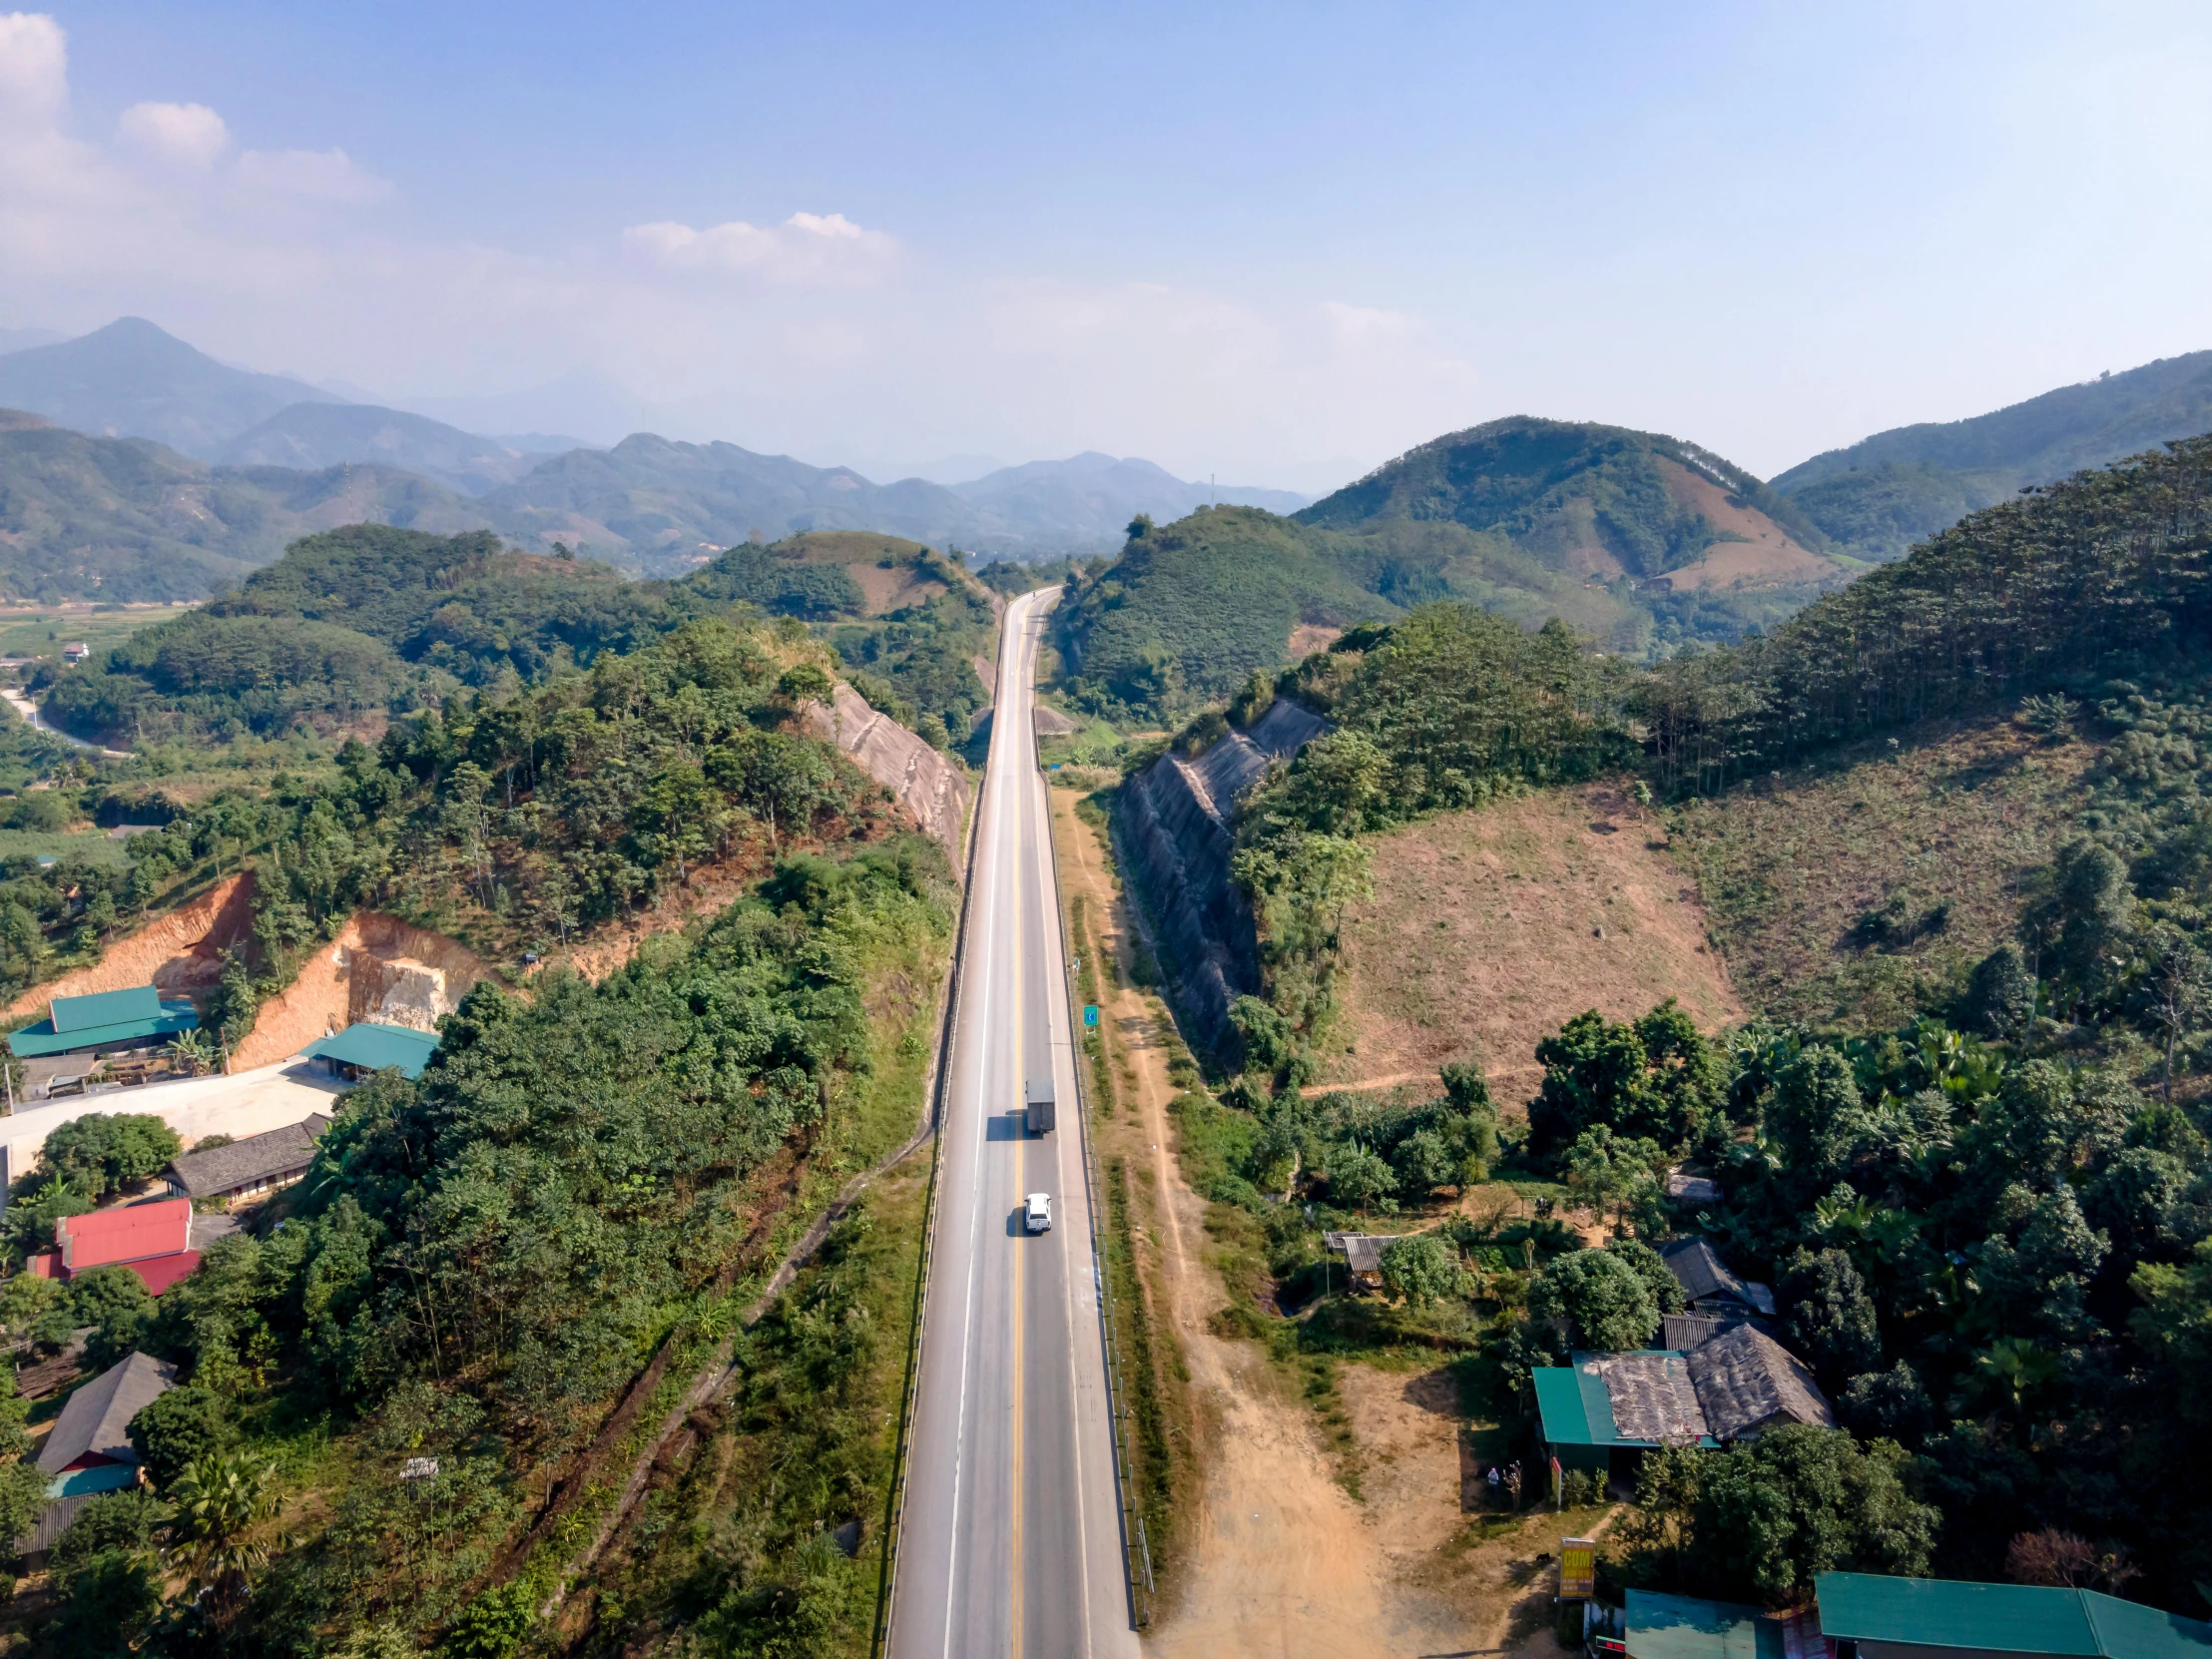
[29,835,945,1653]
[34,524,990,756]
[1780,462,2009,563]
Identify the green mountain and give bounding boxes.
[0,415,487,602]
[1056,506,1393,720]
[1772,348,2212,560]
[0,316,344,455]
[1056,417,1860,723]
[211,401,553,495]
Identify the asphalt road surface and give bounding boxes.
[889,589,1139,1659]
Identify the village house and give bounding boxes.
[164,1113,331,1205]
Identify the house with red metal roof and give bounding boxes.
[28,1196,202,1294]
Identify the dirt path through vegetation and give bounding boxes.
[1053,787,1524,1656]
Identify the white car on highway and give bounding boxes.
[1024,1192,1052,1233]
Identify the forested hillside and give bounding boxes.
[1775,349,2212,560]
[0,420,487,603]
[31,524,995,753]
[1055,507,1394,721]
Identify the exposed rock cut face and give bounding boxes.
[802,682,972,867]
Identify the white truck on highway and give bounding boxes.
[1024,1076,1056,1135]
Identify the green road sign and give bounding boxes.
[1083,1005,1099,1027]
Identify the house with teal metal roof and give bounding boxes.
[1815,1571,2212,1657]
[7,985,198,1060]
[302,1022,440,1081]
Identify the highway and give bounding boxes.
[889,588,1139,1659]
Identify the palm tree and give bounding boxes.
[168,1453,280,1622]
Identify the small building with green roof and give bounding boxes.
[7,985,199,1060]
[301,1021,440,1081]
[1814,1571,2212,1657]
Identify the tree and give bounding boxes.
[53,1550,162,1659]
[1964,944,2036,1038]
[1390,1128,1458,1196]
[2142,925,2211,1100]
[130,1385,233,1493]
[167,1452,281,1622]
[1528,1000,1725,1160]
[1603,1237,1686,1316]
[1562,1125,1665,1236]
[443,1580,536,1658]
[37,1112,183,1200]
[1527,1247,1661,1353]
[1840,1361,1934,1446]
[1688,1424,1938,1605]
[1779,1249,1882,1387]
[1328,1142,1398,1213]
[69,1263,156,1370]
[1381,1234,1465,1308]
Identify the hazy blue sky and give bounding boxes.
[3,2,2209,489]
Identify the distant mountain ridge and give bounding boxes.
[210,402,553,496]
[0,318,1309,587]
[0,317,344,456]
[1772,349,2212,560]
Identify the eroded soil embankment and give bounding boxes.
[232,912,489,1070]
[1,873,255,1022]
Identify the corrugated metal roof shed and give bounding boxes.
[1626,1589,1784,1658]
[1815,1572,2212,1656]
[52,986,162,1033]
[303,1022,440,1080]
[9,994,200,1058]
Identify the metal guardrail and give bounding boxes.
[1036,714,1157,1628]
[871,711,987,1659]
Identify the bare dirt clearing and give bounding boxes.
[1324,782,1743,1094]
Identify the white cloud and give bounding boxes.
[233,146,392,204]
[118,101,228,168]
[1322,300,1418,348]
[623,211,895,282]
[0,10,66,130]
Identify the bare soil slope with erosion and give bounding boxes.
[0,872,255,1021]
[1323,783,1743,1096]
[232,911,490,1070]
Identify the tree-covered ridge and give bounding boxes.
[1298,415,1831,577]
[32,523,997,750]
[1640,435,2212,797]
[1055,506,1397,722]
